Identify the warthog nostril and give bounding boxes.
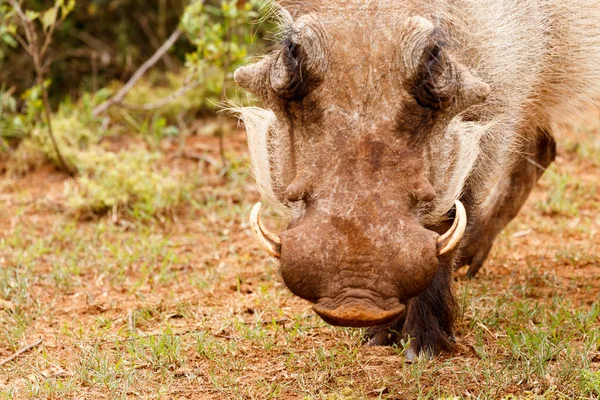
[412,181,437,203]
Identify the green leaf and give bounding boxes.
[1,33,18,48]
[25,10,40,22]
[6,23,17,35]
[60,0,76,19]
[43,8,58,31]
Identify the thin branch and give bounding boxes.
[8,0,74,176]
[40,2,61,58]
[41,86,74,175]
[71,30,112,52]
[0,338,43,366]
[134,11,176,71]
[92,28,182,116]
[8,0,33,44]
[127,310,136,334]
[216,17,234,169]
[178,152,219,168]
[89,329,241,347]
[12,32,31,54]
[0,85,16,99]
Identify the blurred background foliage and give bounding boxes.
[0,0,271,220]
[1,0,188,101]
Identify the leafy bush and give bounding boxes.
[0,0,269,221]
[0,0,188,99]
[0,85,27,149]
[181,0,267,105]
[7,87,192,219]
[8,88,110,174]
[66,149,189,219]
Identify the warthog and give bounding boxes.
[234,0,600,358]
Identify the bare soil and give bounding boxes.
[0,124,598,399]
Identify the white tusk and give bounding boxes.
[437,200,467,256]
[250,202,282,258]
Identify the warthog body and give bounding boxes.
[234,0,600,357]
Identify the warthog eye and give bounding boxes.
[270,38,308,100]
[409,41,458,110]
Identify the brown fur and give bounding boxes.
[460,131,557,278]
[367,132,556,354]
[234,0,599,357]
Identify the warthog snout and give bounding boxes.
[250,200,467,327]
[277,207,441,327]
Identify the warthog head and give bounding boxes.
[235,3,490,327]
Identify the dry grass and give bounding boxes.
[0,123,599,399]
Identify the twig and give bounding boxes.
[134,12,176,71]
[91,52,99,93]
[158,0,168,42]
[476,321,498,340]
[92,28,182,116]
[178,152,219,168]
[88,329,241,347]
[0,338,43,366]
[0,86,16,113]
[8,0,74,176]
[8,1,32,46]
[216,24,233,168]
[12,32,30,54]
[39,1,61,58]
[41,90,73,175]
[72,30,112,52]
[128,310,136,334]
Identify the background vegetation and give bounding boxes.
[1,0,268,218]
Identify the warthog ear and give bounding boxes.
[403,16,490,112]
[452,60,491,111]
[234,45,306,100]
[235,12,325,100]
[234,57,274,98]
[233,2,296,97]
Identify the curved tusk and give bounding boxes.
[250,202,282,258]
[437,200,467,256]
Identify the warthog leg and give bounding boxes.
[459,129,556,278]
